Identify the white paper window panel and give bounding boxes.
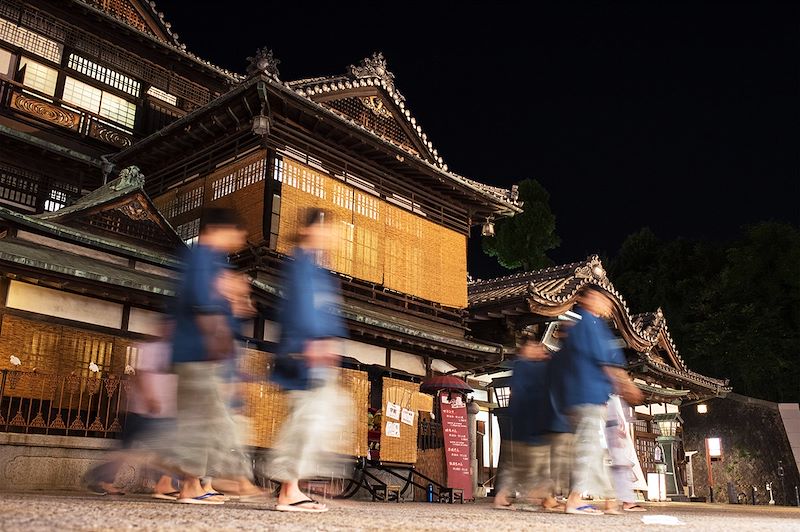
[262,320,280,343]
[389,350,425,376]
[431,358,457,374]
[344,340,385,366]
[99,91,136,129]
[0,48,13,77]
[62,77,101,114]
[7,281,123,329]
[146,85,177,105]
[19,57,57,96]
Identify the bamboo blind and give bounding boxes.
[239,348,370,456]
[276,157,467,308]
[153,149,268,239]
[379,377,423,464]
[0,314,128,399]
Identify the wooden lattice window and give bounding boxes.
[326,97,418,155]
[85,210,163,243]
[0,17,62,63]
[83,0,150,34]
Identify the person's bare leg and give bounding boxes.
[603,498,622,514]
[179,477,206,499]
[154,475,175,494]
[278,480,326,509]
[493,487,513,508]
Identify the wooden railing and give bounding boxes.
[0,78,135,149]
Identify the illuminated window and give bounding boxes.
[63,76,137,130]
[164,187,203,219]
[0,47,14,78]
[62,77,102,113]
[706,437,722,458]
[99,90,136,129]
[211,157,266,200]
[175,218,200,247]
[146,86,177,106]
[18,57,58,96]
[68,54,140,97]
[0,17,62,63]
[43,188,67,212]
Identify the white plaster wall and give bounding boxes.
[390,350,425,376]
[343,339,385,366]
[127,307,163,335]
[7,281,123,329]
[476,410,501,469]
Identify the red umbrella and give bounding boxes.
[420,375,473,394]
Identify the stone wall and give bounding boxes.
[0,433,117,491]
[681,394,800,505]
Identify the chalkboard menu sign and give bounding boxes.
[440,393,472,500]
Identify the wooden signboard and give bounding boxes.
[439,393,473,500]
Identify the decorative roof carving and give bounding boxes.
[348,52,396,94]
[115,165,145,190]
[246,48,281,79]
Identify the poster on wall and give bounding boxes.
[386,402,401,420]
[439,392,473,500]
[385,421,401,438]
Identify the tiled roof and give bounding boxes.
[286,53,521,211]
[74,0,242,82]
[0,237,175,296]
[468,259,587,306]
[468,255,731,392]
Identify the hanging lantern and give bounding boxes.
[481,217,495,237]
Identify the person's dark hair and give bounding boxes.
[199,207,244,232]
[293,208,327,244]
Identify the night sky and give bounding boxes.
[163,1,798,279]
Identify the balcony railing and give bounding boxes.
[0,369,128,438]
[0,78,135,149]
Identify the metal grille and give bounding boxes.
[2,1,211,108]
[0,16,62,63]
[175,217,199,243]
[68,53,141,97]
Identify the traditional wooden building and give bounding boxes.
[0,0,236,214]
[467,255,731,500]
[0,0,525,497]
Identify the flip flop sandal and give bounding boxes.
[566,505,604,515]
[623,504,647,512]
[275,499,328,513]
[152,491,180,500]
[176,493,225,505]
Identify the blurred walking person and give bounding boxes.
[267,208,350,513]
[605,394,646,512]
[561,286,642,515]
[166,208,254,505]
[494,340,562,511]
[82,319,178,498]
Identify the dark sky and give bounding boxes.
[163,1,799,279]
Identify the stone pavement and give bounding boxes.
[0,492,798,531]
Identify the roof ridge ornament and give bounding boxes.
[349,52,396,95]
[574,254,606,280]
[115,165,145,190]
[247,48,281,80]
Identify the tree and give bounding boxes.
[609,222,800,402]
[482,179,560,271]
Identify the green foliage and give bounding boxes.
[482,179,560,271]
[609,222,800,402]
